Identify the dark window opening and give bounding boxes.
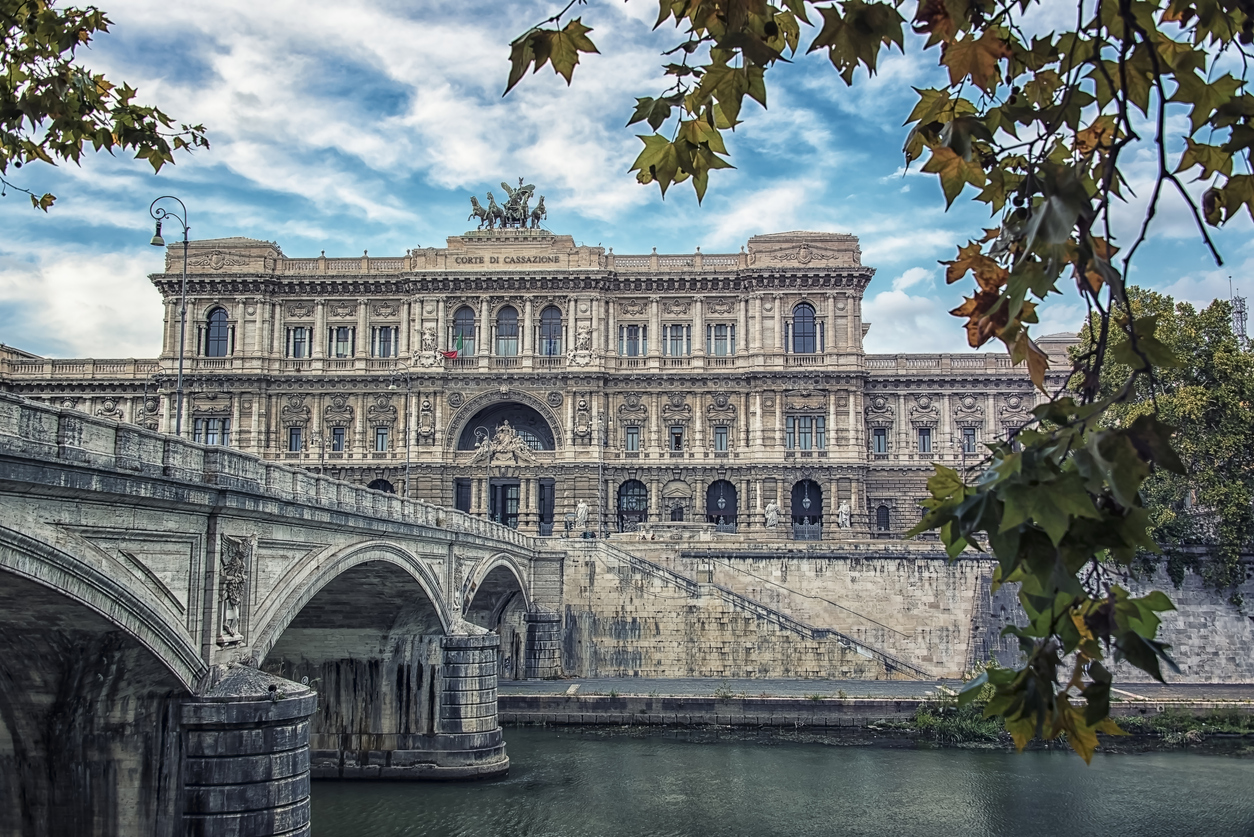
[205,308,230,357]
[331,426,345,452]
[540,306,563,356]
[288,427,303,452]
[792,303,816,354]
[496,306,519,356]
[872,427,888,454]
[669,426,684,451]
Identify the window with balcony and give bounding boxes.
[786,415,826,450]
[917,427,932,453]
[539,306,563,355]
[205,308,231,357]
[329,326,354,358]
[374,426,389,452]
[193,418,230,446]
[619,324,647,357]
[669,425,684,451]
[706,323,736,356]
[288,427,303,452]
[625,425,640,452]
[452,306,476,355]
[713,425,729,452]
[495,306,519,356]
[872,427,888,454]
[331,426,345,452]
[663,324,691,356]
[372,326,398,358]
[286,327,311,359]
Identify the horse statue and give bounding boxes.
[468,196,491,230]
[485,192,505,229]
[529,196,547,229]
[500,179,535,228]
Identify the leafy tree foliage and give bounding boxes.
[2,0,208,210]
[1078,287,1254,593]
[507,0,1254,762]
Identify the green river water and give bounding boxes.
[311,727,1254,837]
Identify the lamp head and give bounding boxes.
[149,220,165,247]
[387,380,398,391]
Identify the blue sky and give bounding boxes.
[1,0,1250,359]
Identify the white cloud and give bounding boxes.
[862,288,969,354]
[891,266,935,291]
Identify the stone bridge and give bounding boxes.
[0,393,563,836]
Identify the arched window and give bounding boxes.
[205,308,230,357]
[495,306,519,356]
[367,478,396,494]
[791,303,816,354]
[876,505,891,531]
[617,480,648,531]
[539,306,563,356]
[452,307,476,355]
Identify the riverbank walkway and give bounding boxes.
[500,678,1254,702]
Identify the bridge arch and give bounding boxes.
[251,540,451,664]
[463,552,531,681]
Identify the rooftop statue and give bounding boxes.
[469,178,544,231]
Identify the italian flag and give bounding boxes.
[441,333,462,359]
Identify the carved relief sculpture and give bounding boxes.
[218,534,252,646]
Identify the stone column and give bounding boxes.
[181,667,316,837]
[313,301,326,358]
[522,297,534,358]
[524,612,563,679]
[739,297,749,356]
[649,296,661,358]
[607,299,617,357]
[401,300,412,357]
[775,294,785,352]
[590,295,600,353]
[356,298,369,358]
[478,297,490,357]
[693,297,705,357]
[437,298,446,353]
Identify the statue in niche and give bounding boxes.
[218,535,251,645]
[421,325,437,352]
[764,500,779,528]
[575,323,592,351]
[838,501,851,529]
[576,500,589,529]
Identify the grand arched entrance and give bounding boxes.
[455,402,557,532]
[617,479,648,531]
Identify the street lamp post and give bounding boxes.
[149,196,190,437]
[141,371,165,429]
[596,413,607,538]
[386,362,413,498]
[474,425,493,521]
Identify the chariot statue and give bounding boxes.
[469,178,546,231]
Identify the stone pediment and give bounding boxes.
[746,231,861,267]
[174,238,282,274]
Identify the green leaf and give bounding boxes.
[921,147,986,208]
[1169,72,1242,135]
[1001,471,1101,546]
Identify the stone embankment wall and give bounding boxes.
[564,537,1252,683]
[559,542,895,680]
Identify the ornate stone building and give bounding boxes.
[0,199,1074,540]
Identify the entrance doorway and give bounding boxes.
[489,480,520,529]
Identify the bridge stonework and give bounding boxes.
[0,393,559,836]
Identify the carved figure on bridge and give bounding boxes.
[765,500,779,528]
[218,535,252,645]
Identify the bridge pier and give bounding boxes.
[524,611,563,678]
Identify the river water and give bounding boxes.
[311,728,1254,836]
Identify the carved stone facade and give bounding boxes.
[0,227,1075,540]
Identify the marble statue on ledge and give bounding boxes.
[575,500,589,529]
[838,501,851,530]
[764,500,779,528]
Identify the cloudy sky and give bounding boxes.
[1,0,1250,359]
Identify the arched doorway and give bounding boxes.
[791,479,822,540]
[456,402,556,451]
[367,478,395,494]
[706,479,738,533]
[617,479,648,531]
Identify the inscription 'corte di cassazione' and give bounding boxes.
[454,255,563,266]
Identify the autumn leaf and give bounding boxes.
[942,29,1012,92]
[922,146,987,207]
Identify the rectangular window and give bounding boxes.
[331,426,345,452]
[872,427,888,454]
[669,426,684,452]
[372,326,397,358]
[664,325,690,357]
[287,327,311,359]
[625,425,640,452]
[374,426,389,452]
[288,426,303,452]
[785,416,826,450]
[619,325,646,357]
[713,425,729,452]
[331,326,354,358]
[454,479,472,513]
[918,427,932,453]
[962,427,977,454]
[192,418,231,447]
[706,324,736,356]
